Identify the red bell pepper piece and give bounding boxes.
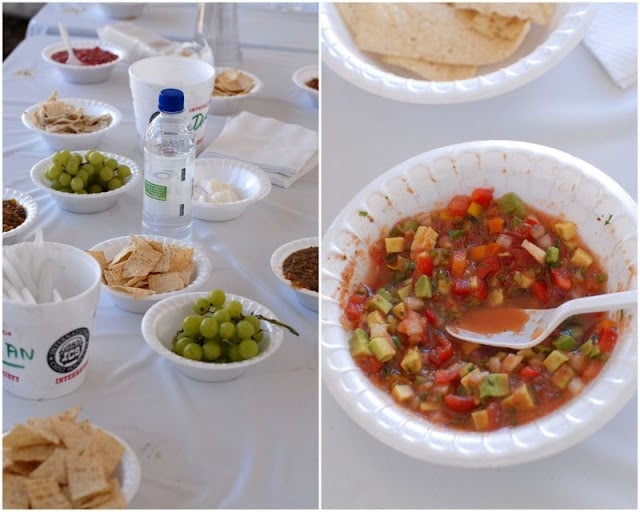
[520,366,542,381]
[444,394,476,413]
[471,187,494,208]
[531,280,548,303]
[550,268,573,291]
[416,253,434,277]
[357,355,384,375]
[598,326,618,352]
[447,195,472,217]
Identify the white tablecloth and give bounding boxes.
[2,16,319,509]
[320,17,637,512]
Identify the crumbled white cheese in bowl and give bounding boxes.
[193,178,239,204]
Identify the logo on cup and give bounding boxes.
[47,328,89,374]
[191,113,205,132]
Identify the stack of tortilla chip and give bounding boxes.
[336,3,555,81]
[213,69,255,97]
[3,407,127,509]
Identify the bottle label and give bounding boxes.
[143,153,194,218]
[144,180,167,201]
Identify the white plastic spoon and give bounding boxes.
[445,290,637,349]
[58,22,82,65]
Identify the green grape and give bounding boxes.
[44,167,57,181]
[88,184,103,194]
[52,150,71,166]
[219,321,236,340]
[209,288,226,308]
[60,187,73,193]
[75,189,88,194]
[202,340,222,361]
[58,172,71,187]
[227,344,241,362]
[193,297,211,315]
[77,169,89,182]
[238,339,259,360]
[99,167,114,182]
[252,330,264,343]
[108,177,123,190]
[70,176,84,192]
[182,315,202,337]
[227,300,243,319]
[246,315,261,331]
[199,317,219,338]
[50,179,62,190]
[65,160,79,175]
[117,165,131,179]
[81,163,95,175]
[103,158,118,169]
[212,308,230,325]
[87,151,104,166]
[236,319,255,340]
[182,342,203,361]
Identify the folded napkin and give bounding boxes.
[201,112,318,188]
[583,4,637,89]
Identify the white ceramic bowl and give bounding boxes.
[88,235,213,314]
[192,158,271,221]
[320,3,596,104]
[271,237,319,312]
[30,150,140,214]
[22,98,122,151]
[3,188,39,244]
[141,292,285,382]
[292,65,319,107]
[96,3,146,19]
[41,39,125,85]
[209,67,263,116]
[321,140,637,467]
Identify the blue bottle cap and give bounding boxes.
[158,88,185,113]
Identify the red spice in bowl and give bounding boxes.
[51,47,118,66]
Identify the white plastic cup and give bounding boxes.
[3,242,102,400]
[128,56,215,149]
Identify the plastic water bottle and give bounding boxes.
[142,88,196,240]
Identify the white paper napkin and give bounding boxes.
[583,4,637,89]
[202,112,318,188]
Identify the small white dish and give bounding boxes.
[3,188,39,245]
[271,237,319,312]
[30,150,140,214]
[292,65,319,107]
[22,98,122,151]
[192,158,271,222]
[209,67,263,116]
[41,39,125,84]
[320,3,596,104]
[141,292,285,382]
[88,235,212,314]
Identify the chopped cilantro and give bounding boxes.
[604,214,613,225]
[359,210,368,217]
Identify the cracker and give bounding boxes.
[83,429,125,478]
[29,448,69,484]
[51,418,91,453]
[25,477,72,509]
[148,272,187,293]
[66,454,110,503]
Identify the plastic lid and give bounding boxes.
[158,88,185,113]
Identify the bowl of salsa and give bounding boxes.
[321,140,637,467]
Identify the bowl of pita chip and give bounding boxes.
[209,67,263,115]
[88,234,212,314]
[22,91,121,151]
[321,2,596,103]
[2,407,140,509]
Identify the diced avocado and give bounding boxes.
[551,364,575,389]
[554,221,577,241]
[460,368,487,394]
[579,338,601,359]
[487,288,504,307]
[471,409,490,430]
[459,362,476,378]
[502,383,535,410]
[570,248,594,268]
[392,302,407,320]
[401,219,420,233]
[385,236,405,254]
[397,283,412,300]
[543,349,569,372]
[410,225,439,253]
[498,192,527,217]
[367,311,387,338]
[545,246,560,265]
[369,336,396,363]
[419,400,438,412]
[369,293,393,315]
[553,334,577,351]
[349,328,372,357]
[400,347,422,374]
[479,373,510,399]
[391,383,414,402]
[414,275,432,299]
[377,288,394,303]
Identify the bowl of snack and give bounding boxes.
[3,188,39,244]
[42,39,125,84]
[292,65,319,107]
[321,3,596,103]
[209,67,263,115]
[321,140,636,467]
[30,149,140,214]
[192,157,271,221]
[88,234,212,314]
[3,407,141,508]
[271,237,319,312]
[141,288,285,382]
[22,91,122,150]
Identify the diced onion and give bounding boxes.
[537,233,553,250]
[531,224,546,239]
[567,377,584,395]
[496,233,512,248]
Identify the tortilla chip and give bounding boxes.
[30,448,69,484]
[51,419,91,453]
[109,244,134,266]
[66,454,110,503]
[382,55,477,80]
[461,9,528,41]
[82,429,125,478]
[95,478,127,509]
[5,460,41,476]
[111,284,156,298]
[10,443,56,462]
[455,2,555,25]
[151,247,172,272]
[148,272,186,293]
[86,250,108,271]
[122,239,163,278]
[3,423,58,449]
[3,473,30,509]
[167,246,194,272]
[336,2,361,33]
[103,261,127,287]
[25,477,72,509]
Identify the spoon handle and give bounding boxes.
[558,290,637,316]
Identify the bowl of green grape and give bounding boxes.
[141,289,285,382]
[30,149,140,213]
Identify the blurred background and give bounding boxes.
[3,3,44,59]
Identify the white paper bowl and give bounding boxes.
[320,3,596,104]
[271,237,319,312]
[321,140,637,467]
[192,158,271,221]
[97,2,147,19]
[3,188,39,244]
[22,98,122,151]
[292,65,319,107]
[88,235,212,314]
[30,150,140,214]
[209,67,263,116]
[41,39,125,85]
[141,292,285,382]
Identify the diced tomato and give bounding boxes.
[550,268,573,291]
[476,255,501,279]
[435,367,460,385]
[452,277,473,296]
[530,280,548,303]
[450,250,467,277]
[520,366,542,381]
[510,246,537,268]
[357,355,384,375]
[598,326,618,352]
[416,253,434,276]
[429,334,453,367]
[344,293,367,322]
[424,308,438,325]
[485,401,503,430]
[473,279,488,301]
[444,394,476,413]
[371,244,386,266]
[582,359,603,381]
[447,195,472,217]
[471,187,494,208]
